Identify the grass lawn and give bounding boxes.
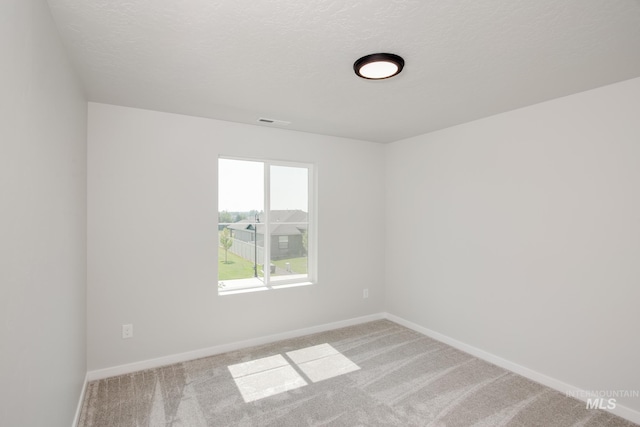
[218,247,256,280]
[273,257,308,275]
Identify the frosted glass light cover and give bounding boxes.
[359,61,399,79]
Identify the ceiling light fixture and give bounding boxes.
[353,53,404,80]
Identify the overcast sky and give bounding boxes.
[218,158,308,212]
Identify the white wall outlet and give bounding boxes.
[122,324,133,339]
[363,289,369,299]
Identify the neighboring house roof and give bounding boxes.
[226,210,307,235]
[226,220,253,231]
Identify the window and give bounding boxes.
[278,236,289,249]
[218,157,315,293]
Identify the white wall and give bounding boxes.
[87,103,385,370]
[0,1,87,426]
[385,77,640,413]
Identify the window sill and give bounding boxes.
[218,276,314,296]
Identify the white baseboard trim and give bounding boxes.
[72,372,89,427]
[383,312,640,425]
[86,312,385,382]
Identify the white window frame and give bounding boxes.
[218,156,317,294]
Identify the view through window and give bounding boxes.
[218,157,314,293]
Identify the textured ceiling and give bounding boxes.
[47,0,640,143]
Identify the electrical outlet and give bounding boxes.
[363,289,369,299]
[122,324,133,339]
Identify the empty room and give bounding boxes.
[2,0,640,426]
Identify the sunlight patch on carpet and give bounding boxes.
[287,343,361,383]
[228,355,307,402]
[228,344,360,402]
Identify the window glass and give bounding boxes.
[218,158,314,293]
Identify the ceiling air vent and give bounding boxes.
[258,117,291,126]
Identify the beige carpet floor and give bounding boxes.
[79,320,637,426]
